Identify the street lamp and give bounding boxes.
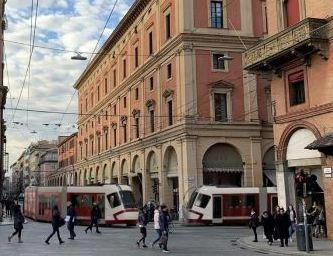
[71,52,87,60]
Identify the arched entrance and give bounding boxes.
[147,151,159,202]
[95,166,100,185]
[102,164,107,184]
[202,143,243,186]
[283,128,324,221]
[120,159,129,185]
[163,146,179,214]
[110,161,118,184]
[263,147,277,187]
[84,169,87,186]
[89,168,93,185]
[131,155,143,206]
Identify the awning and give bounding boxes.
[204,167,243,173]
[305,133,333,155]
[263,169,277,186]
[305,133,333,149]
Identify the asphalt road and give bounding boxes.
[0,221,281,256]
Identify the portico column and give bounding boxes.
[276,160,295,209]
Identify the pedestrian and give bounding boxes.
[249,209,259,242]
[261,211,274,245]
[151,205,162,248]
[66,201,76,240]
[159,204,170,253]
[275,208,290,247]
[286,204,296,242]
[85,202,102,234]
[136,207,148,248]
[272,205,280,241]
[8,204,25,243]
[45,205,65,245]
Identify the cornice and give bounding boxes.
[274,102,333,124]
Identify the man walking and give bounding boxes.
[66,201,76,240]
[85,202,102,234]
[159,204,170,253]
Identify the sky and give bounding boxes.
[4,0,134,169]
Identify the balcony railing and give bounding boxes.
[244,18,329,71]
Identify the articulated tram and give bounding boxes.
[24,185,138,226]
[184,186,277,225]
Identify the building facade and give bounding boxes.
[244,0,333,239]
[38,148,58,186]
[48,134,77,186]
[54,0,274,213]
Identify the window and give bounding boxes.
[123,124,127,143]
[283,0,300,28]
[135,117,139,138]
[214,93,228,121]
[213,54,225,70]
[104,78,108,94]
[168,101,173,126]
[80,103,82,114]
[85,143,88,158]
[167,63,172,79]
[135,87,139,100]
[134,47,139,68]
[165,13,171,39]
[119,191,136,208]
[113,69,117,87]
[85,123,88,133]
[150,110,155,133]
[91,140,94,156]
[105,110,108,120]
[91,92,94,107]
[149,31,153,55]
[105,132,108,150]
[98,116,100,124]
[150,76,154,91]
[289,71,305,106]
[194,194,211,208]
[85,98,88,112]
[107,193,121,208]
[187,191,198,209]
[80,145,83,160]
[211,1,223,28]
[113,128,117,147]
[123,59,127,78]
[97,136,101,154]
[123,97,127,108]
[97,86,100,101]
[91,121,94,128]
[113,105,116,115]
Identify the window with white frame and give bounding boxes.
[212,53,226,70]
[210,1,223,28]
[210,86,232,122]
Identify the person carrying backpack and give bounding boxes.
[8,204,25,243]
[45,205,65,245]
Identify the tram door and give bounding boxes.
[212,195,223,224]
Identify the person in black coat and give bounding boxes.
[249,209,259,242]
[85,203,102,234]
[159,204,170,253]
[261,211,274,245]
[67,202,76,240]
[8,204,25,243]
[275,208,290,247]
[45,205,64,245]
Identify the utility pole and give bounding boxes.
[0,0,9,200]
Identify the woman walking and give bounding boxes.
[261,211,274,245]
[8,204,25,243]
[249,209,259,242]
[287,204,296,242]
[151,205,162,248]
[136,207,148,248]
[45,205,65,245]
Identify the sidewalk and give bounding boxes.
[239,234,333,256]
[0,216,14,226]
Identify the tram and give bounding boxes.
[24,184,138,226]
[184,186,277,225]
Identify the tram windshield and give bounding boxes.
[187,191,198,209]
[119,190,136,208]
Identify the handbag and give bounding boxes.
[159,232,168,245]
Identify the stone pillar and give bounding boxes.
[276,161,295,209]
[250,137,263,187]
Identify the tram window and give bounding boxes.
[194,193,211,208]
[245,195,256,208]
[187,191,198,209]
[119,191,136,208]
[107,193,121,208]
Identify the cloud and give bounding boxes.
[4,0,134,166]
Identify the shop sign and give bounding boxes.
[323,167,332,178]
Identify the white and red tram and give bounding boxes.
[24,185,138,226]
[184,186,277,225]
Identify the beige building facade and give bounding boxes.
[53,0,274,213]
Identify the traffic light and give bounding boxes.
[295,170,307,198]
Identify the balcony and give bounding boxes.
[244,18,329,73]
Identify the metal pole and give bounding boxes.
[302,198,310,253]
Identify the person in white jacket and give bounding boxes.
[151,205,162,248]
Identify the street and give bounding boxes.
[0,221,281,256]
